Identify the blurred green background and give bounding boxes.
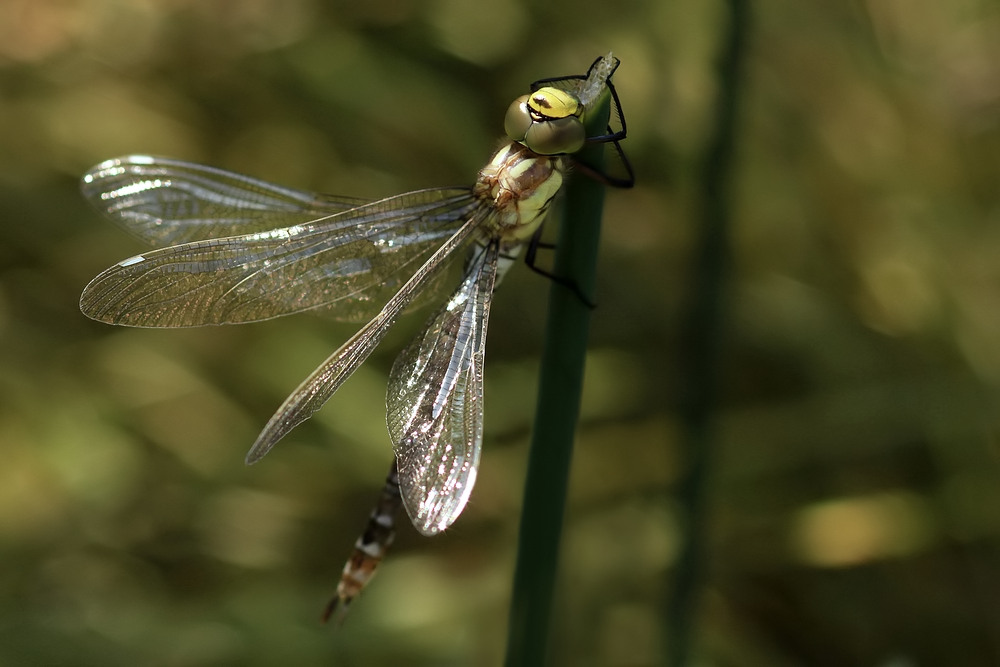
[2,0,999,665]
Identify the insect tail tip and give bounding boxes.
[322,596,352,627]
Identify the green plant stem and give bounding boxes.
[668,1,749,665]
[504,95,613,667]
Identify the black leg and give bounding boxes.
[524,225,597,309]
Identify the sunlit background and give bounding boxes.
[1,0,999,665]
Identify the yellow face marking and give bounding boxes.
[528,87,581,120]
[505,88,587,155]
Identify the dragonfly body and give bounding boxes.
[473,142,566,243]
[80,54,631,618]
[325,460,402,624]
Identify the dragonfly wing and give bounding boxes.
[386,241,499,536]
[244,215,483,464]
[81,188,477,327]
[82,155,369,246]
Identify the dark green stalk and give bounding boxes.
[503,93,613,666]
[668,1,749,665]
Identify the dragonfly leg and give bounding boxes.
[574,136,635,189]
[524,225,597,309]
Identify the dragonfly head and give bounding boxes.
[504,86,586,156]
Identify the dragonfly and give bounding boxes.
[80,53,633,621]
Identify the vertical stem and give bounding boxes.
[668,1,749,665]
[504,95,613,666]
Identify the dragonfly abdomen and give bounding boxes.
[324,460,403,624]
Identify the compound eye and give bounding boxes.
[527,87,581,120]
[523,115,586,155]
[504,95,533,142]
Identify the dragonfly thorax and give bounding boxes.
[473,142,566,243]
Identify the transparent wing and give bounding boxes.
[386,241,499,536]
[80,188,478,327]
[244,216,484,464]
[82,155,371,246]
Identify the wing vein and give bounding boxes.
[244,213,484,464]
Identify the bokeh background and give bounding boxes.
[2,0,999,665]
